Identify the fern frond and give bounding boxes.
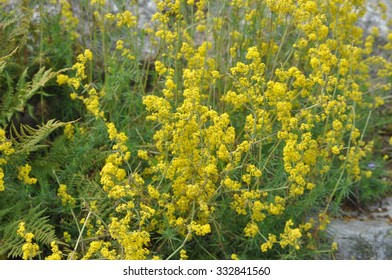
[1,16,18,31]
[27,207,57,246]
[0,47,19,65]
[0,207,14,222]
[10,67,56,118]
[0,72,16,125]
[11,119,71,154]
[0,63,58,123]
[0,220,24,259]
[19,67,56,102]
[0,204,57,259]
[0,61,5,72]
[15,67,29,110]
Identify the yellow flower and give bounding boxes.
[244,221,258,238]
[0,168,4,192]
[59,0,80,39]
[17,222,40,260]
[105,13,115,21]
[137,150,149,160]
[279,220,302,250]
[21,240,39,260]
[261,234,277,252]
[331,242,338,251]
[0,128,14,156]
[63,123,74,140]
[116,39,124,50]
[63,231,71,243]
[57,184,76,206]
[180,249,188,260]
[331,146,340,155]
[332,120,343,131]
[310,57,320,69]
[45,241,62,260]
[266,0,294,14]
[56,74,69,85]
[18,164,37,185]
[91,0,106,6]
[189,222,211,236]
[318,213,330,231]
[154,61,167,75]
[84,49,93,61]
[17,221,26,237]
[116,10,137,28]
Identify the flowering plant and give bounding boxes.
[0,0,391,260]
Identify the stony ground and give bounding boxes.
[328,197,392,260]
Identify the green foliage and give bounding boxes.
[11,119,70,154]
[0,0,391,261]
[0,203,57,259]
[0,118,74,259]
[0,66,60,125]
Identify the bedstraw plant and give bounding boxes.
[0,0,391,260]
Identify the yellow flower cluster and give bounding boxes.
[45,241,62,260]
[115,11,137,28]
[318,213,330,231]
[83,86,105,119]
[64,48,152,259]
[266,0,294,15]
[260,233,277,252]
[100,8,139,60]
[244,221,259,238]
[0,128,14,191]
[17,222,40,260]
[99,121,133,201]
[90,0,106,6]
[54,0,390,259]
[56,74,69,85]
[59,0,80,40]
[57,184,76,206]
[59,49,106,120]
[82,240,117,260]
[73,49,93,79]
[109,217,150,259]
[142,41,233,235]
[63,123,74,140]
[63,231,71,243]
[18,164,37,185]
[279,219,302,250]
[56,49,93,89]
[180,249,188,260]
[0,168,4,192]
[189,221,211,236]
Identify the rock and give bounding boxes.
[359,0,392,37]
[327,197,392,260]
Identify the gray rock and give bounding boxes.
[327,197,392,260]
[359,0,392,38]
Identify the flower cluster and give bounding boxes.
[59,0,80,40]
[63,123,74,140]
[57,184,76,206]
[0,128,14,191]
[17,222,40,260]
[18,164,37,185]
[45,241,62,260]
[50,0,391,260]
